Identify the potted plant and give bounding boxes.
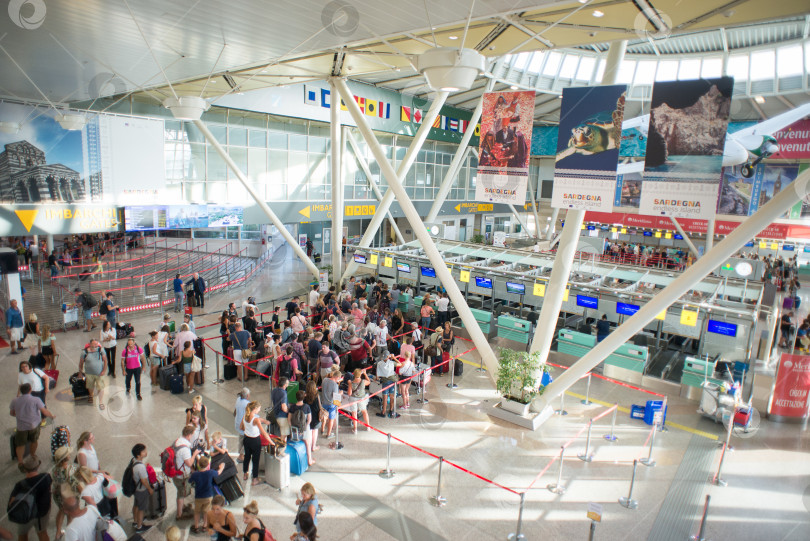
[496,348,551,416]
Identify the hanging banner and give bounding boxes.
[639,77,734,218]
[475,91,535,204]
[551,85,627,212]
[771,354,810,418]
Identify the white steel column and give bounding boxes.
[425,79,493,224]
[334,77,499,378]
[546,207,559,240]
[527,169,542,238]
[340,88,449,283]
[528,40,628,371]
[193,119,320,278]
[330,81,344,285]
[46,234,54,253]
[706,218,715,254]
[536,168,810,413]
[346,131,404,243]
[671,218,700,258]
[508,205,531,236]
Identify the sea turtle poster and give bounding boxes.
[551,85,627,212]
[639,77,733,219]
[475,90,535,204]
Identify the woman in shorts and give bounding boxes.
[347,368,370,432]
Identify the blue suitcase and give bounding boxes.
[287,440,308,476]
[170,375,184,394]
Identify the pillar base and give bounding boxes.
[489,403,554,430]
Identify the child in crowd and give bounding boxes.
[209,431,228,457]
[189,456,225,534]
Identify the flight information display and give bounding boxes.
[475,276,493,289]
[576,295,599,309]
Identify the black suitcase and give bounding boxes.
[216,475,244,504]
[313,253,321,263]
[69,373,89,399]
[159,365,177,391]
[170,375,184,394]
[146,480,166,519]
[454,356,463,377]
[29,353,46,370]
[223,363,237,380]
[186,289,196,307]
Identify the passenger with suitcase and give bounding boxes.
[240,401,273,486]
[78,339,108,406]
[289,391,313,466]
[185,273,207,310]
[234,388,251,463]
[270,379,291,441]
[125,443,153,533]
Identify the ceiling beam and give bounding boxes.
[675,0,755,31]
[750,97,768,120]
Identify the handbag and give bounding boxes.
[190,355,202,372]
[259,432,271,447]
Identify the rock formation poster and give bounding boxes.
[551,85,627,212]
[639,77,734,219]
[475,90,535,204]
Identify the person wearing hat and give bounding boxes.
[52,446,78,538]
[7,455,52,540]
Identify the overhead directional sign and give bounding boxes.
[454,202,494,213]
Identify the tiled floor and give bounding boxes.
[2,246,809,541]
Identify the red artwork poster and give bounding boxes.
[770,354,810,418]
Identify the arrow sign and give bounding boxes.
[299,206,311,219]
[455,204,461,212]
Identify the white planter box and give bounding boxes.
[499,398,531,416]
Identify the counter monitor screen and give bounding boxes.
[353,254,367,264]
[744,242,755,247]
[420,266,436,278]
[396,262,410,273]
[674,234,684,240]
[576,295,599,309]
[505,282,525,295]
[707,320,738,337]
[616,302,641,316]
[643,231,652,237]
[587,225,596,231]
[783,245,795,251]
[475,276,493,289]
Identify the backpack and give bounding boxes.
[99,300,108,315]
[278,356,293,381]
[290,407,307,433]
[82,293,96,309]
[122,459,138,497]
[143,342,151,359]
[95,516,115,541]
[160,443,187,478]
[257,520,277,541]
[7,482,38,524]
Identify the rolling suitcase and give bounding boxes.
[217,475,244,504]
[286,381,300,405]
[146,480,167,519]
[70,373,89,399]
[50,425,70,458]
[159,365,177,391]
[170,375,184,394]
[186,289,196,307]
[287,439,308,476]
[223,363,237,380]
[264,452,290,489]
[194,366,205,385]
[453,356,463,377]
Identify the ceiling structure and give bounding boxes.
[0,0,808,125]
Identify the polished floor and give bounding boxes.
[2,244,809,541]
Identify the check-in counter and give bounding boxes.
[556,329,648,384]
[459,307,493,336]
[681,356,725,400]
[398,294,412,315]
[496,315,531,345]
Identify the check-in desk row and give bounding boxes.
[556,329,649,385]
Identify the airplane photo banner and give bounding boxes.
[638,77,734,219]
[551,85,627,212]
[475,90,535,204]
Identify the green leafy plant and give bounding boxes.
[496,348,551,404]
[471,234,484,244]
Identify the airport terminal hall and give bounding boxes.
[4,1,810,540]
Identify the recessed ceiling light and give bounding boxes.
[394,67,401,72]
[754,95,765,104]
[592,10,604,17]
[578,0,588,3]
[448,35,458,40]
[489,45,496,50]
[211,80,216,83]
[261,69,267,73]
[558,94,563,99]
[510,85,518,90]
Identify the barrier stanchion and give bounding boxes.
[690,495,712,541]
[213,352,224,384]
[711,441,729,487]
[506,492,526,541]
[429,456,447,507]
[718,405,735,451]
[603,404,619,441]
[379,433,395,479]
[660,395,668,432]
[417,366,429,404]
[640,426,657,467]
[578,420,594,462]
[618,459,639,509]
[581,372,592,405]
[588,520,597,541]
[391,380,401,419]
[547,446,566,494]
[554,392,568,416]
[446,356,458,390]
[330,409,344,451]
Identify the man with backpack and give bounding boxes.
[270,378,290,442]
[78,339,108,406]
[273,345,302,386]
[73,288,97,332]
[99,292,118,327]
[7,456,51,538]
[164,426,200,521]
[122,443,154,533]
